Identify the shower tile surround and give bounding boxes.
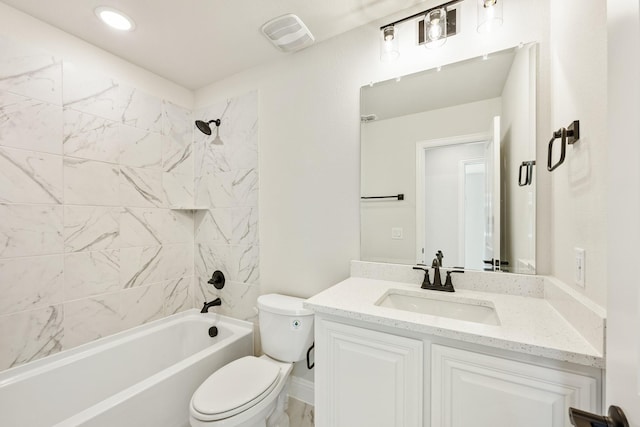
[193,91,261,350]
[0,36,260,371]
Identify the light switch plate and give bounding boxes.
[574,248,585,288]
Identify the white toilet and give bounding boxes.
[189,294,314,427]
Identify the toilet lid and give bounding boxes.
[192,356,280,419]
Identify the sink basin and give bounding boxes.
[375,291,501,326]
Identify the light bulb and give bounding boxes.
[425,8,447,49]
[428,20,443,41]
[380,26,399,62]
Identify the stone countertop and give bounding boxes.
[304,277,604,369]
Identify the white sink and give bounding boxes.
[375,291,501,326]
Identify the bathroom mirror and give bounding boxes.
[360,43,537,273]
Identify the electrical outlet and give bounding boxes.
[574,248,585,288]
[391,227,403,240]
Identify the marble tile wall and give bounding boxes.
[193,91,260,337]
[0,36,197,371]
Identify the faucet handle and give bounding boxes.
[443,270,464,290]
[413,266,432,289]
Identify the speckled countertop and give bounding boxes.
[304,277,604,369]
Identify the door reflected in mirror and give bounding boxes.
[360,44,537,274]
[419,140,486,271]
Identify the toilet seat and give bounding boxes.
[191,356,281,421]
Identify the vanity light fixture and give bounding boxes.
[379,0,462,61]
[95,7,135,31]
[477,0,503,33]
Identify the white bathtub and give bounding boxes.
[0,310,253,427]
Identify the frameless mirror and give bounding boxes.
[360,43,537,274]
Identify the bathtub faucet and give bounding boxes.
[200,298,222,313]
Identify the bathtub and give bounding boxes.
[0,310,253,427]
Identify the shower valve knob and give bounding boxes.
[208,270,225,289]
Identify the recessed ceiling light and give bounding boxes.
[95,7,135,31]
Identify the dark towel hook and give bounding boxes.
[518,160,536,186]
[547,120,580,171]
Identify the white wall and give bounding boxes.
[547,1,608,306]
[195,0,547,298]
[361,98,500,265]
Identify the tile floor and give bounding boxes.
[287,397,314,427]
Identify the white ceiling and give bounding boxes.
[0,0,426,90]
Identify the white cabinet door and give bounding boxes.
[431,345,598,427]
[315,319,423,427]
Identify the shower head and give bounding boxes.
[195,119,221,135]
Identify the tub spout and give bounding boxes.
[201,298,222,313]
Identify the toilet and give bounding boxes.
[189,294,314,427]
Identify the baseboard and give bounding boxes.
[288,375,314,405]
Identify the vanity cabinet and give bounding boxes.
[431,345,597,427]
[315,317,600,427]
[315,319,423,427]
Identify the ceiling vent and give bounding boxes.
[261,14,315,53]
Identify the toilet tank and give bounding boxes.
[257,294,314,363]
